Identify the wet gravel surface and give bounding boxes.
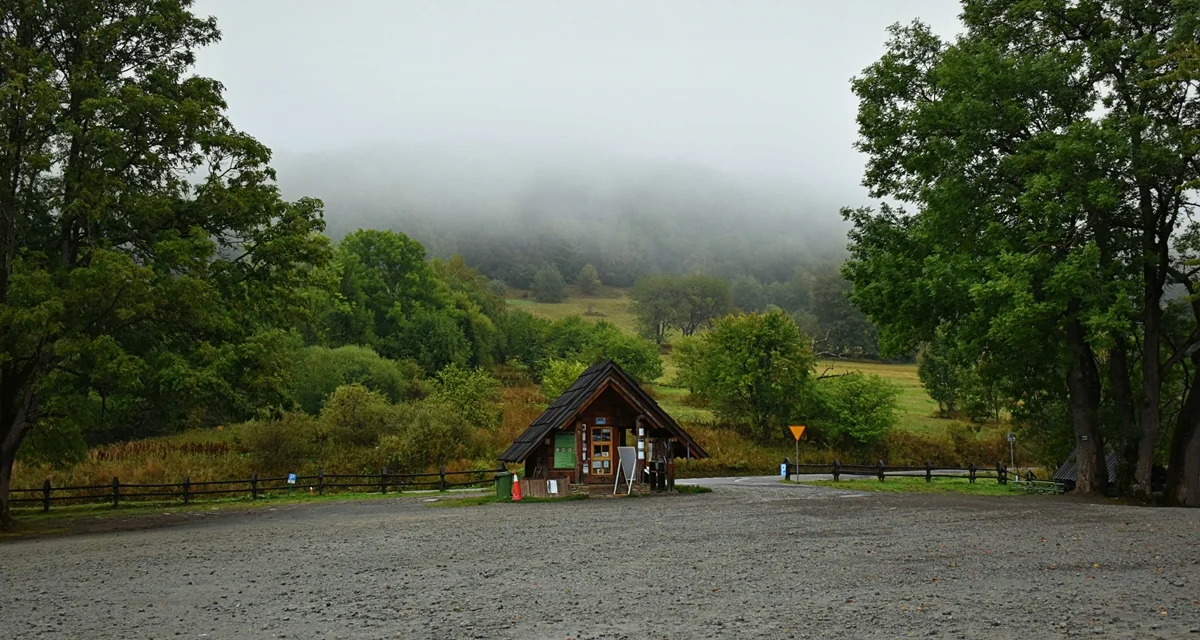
[2,482,1199,639]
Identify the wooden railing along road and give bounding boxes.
[8,466,505,513]
[784,459,1014,484]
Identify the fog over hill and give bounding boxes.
[274,145,855,286]
[190,0,966,285]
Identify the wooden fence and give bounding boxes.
[783,459,1011,484]
[8,466,504,513]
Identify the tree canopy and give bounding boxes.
[843,0,1200,501]
[0,0,333,526]
[675,311,814,443]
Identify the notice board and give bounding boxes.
[553,433,576,469]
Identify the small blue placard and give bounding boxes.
[595,417,607,425]
[780,463,788,478]
[287,473,297,485]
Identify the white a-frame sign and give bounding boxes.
[613,446,637,495]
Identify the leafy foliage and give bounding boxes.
[378,400,483,471]
[806,373,900,449]
[578,263,601,295]
[675,311,815,443]
[842,2,1200,500]
[532,264,566,303]
[0,0,331,525]
[431,364,503,431]
[629,274,733,342]
[290,345,425,414]
[540,359,588,400]
[317,384,400,448]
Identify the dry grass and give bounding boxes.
[10,387,552,491]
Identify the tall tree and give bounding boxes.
[844,1,1200,501]
[577,263,601,295]
[677,274,733,336]
[629,274,681,344]
[674,311,814,443]
[531,263,565,303]
[0,0,329,526]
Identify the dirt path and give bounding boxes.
[2,484,1199,639]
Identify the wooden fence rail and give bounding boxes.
[8,465,505,513]
[784,459,1011,485]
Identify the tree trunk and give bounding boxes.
[1136,288,1163,496]
[0,445,14,530]
[1108,341,1139,493]
[1165,357,1200,506]
[0,361,41,530]
[1066,318,1106,495]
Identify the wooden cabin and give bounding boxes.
[499,360,707,492]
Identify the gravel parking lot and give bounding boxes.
[2,481,1199,639]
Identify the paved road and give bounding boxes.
[679,474,839,486]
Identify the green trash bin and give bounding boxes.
[495,471,513,500]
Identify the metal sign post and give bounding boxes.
[1007,432,1016,471]
[788,425,806,481]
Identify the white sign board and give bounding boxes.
[614,446,638,494]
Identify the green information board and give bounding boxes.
[553,433,576,469]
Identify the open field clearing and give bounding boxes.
[2,484,1198,639]
[507,287,961,436]
[506,286,640,336]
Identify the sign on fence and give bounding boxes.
[287,473,297,485]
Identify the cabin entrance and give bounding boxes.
[589,425,613,478]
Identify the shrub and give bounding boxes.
[318,384,401,447]
[532,264,566,303]
[378,399,483,471]
[432,363,503,431]
[807,373,900,449]
[238,412,317,474]
[291,345,425,414]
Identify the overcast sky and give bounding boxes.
[192,0,963,202]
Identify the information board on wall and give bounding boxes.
[553,433,576,469]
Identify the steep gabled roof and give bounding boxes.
[499,360,708,462]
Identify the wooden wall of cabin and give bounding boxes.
[575,387,641,484]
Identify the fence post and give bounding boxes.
[832,459,840,482]
[925,460,932,483]
[381,466,387,494]
[877,460,885,482]
[251,472,258,499]
[318,468,324,496]
[183,476,191,505]
[439,465,447,492]
[112,477,120,508]
[969,462,977,484]
[42,479,50,513]
[998,463,1007,485]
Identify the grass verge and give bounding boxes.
[2,488,490,538]
[674,485,713,495]
[800,476,1026,497]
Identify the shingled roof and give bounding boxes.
[499,360,708,462]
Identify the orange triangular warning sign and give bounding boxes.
[789,425,806,440]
